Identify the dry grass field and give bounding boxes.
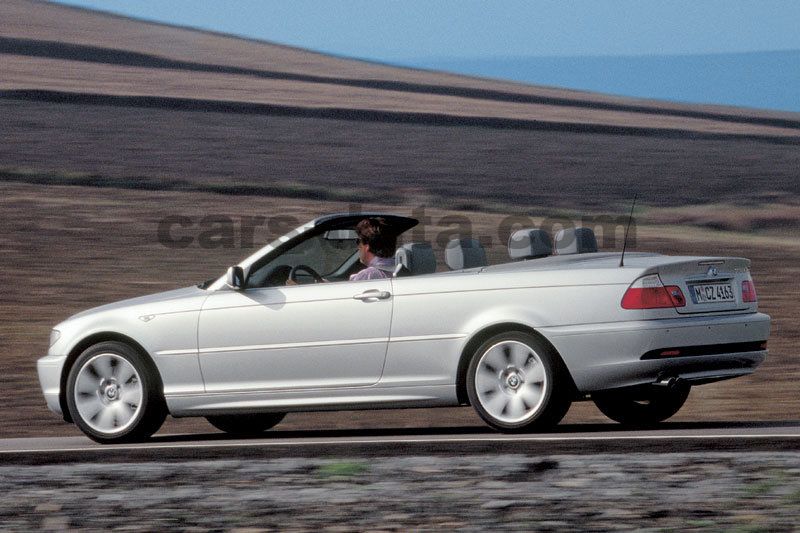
[3,98,800,214]
[0,0,798,437]
[3,0,799,122]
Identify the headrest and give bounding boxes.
[554,227,598,255]
[445,238,487,270]
[508,229,553,260]
[394,242,437,276]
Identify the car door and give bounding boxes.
[197,278,393,393]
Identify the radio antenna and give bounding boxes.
[619,194,637,267]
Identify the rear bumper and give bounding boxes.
[539,312,770,392]
[37,355,67,416]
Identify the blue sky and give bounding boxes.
[54,1,800,111]
[55,1,800,60]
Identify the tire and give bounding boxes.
[466,331,572,432]
[206,413,286,436]
[593,384,690,426]
[66,341,166,444]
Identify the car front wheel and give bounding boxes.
[66,341,166,444]
[592,384,690,426]
[466,331,572,432]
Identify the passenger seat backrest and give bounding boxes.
[554,227,598,255]
[394,242,437,276]
[445,238,487,270]
[508,229,553,260]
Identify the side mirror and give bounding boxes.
[226,266,245,290]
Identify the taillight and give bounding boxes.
[621,274,686,309]
[742,280,757,303]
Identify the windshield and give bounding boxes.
[246,230,359,288]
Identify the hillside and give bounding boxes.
[2,0,800,213]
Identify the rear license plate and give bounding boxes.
[690,283,735,304]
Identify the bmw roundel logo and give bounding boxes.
[707,266,719,277]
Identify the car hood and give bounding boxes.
[66,285,209,321]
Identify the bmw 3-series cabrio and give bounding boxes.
[37,213,770,443]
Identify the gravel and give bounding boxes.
[2,452,799,531]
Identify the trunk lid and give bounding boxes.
[651,257,756,314]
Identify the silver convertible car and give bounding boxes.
[38,213,770,443]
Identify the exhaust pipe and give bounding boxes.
[653,376,685,390]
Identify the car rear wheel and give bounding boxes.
[466,331,572,432]
[66,341,166,444]
[592,384,690,426]
[206,413,286,436]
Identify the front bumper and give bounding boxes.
[37,355,67,416]
[539,312,770,392]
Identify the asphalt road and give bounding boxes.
[1,421,798,464]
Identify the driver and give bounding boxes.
[349,217,397,281]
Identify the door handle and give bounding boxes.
[353,290,391,301]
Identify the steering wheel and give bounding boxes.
[289,264,325,284]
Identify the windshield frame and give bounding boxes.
[205,213,417,291]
